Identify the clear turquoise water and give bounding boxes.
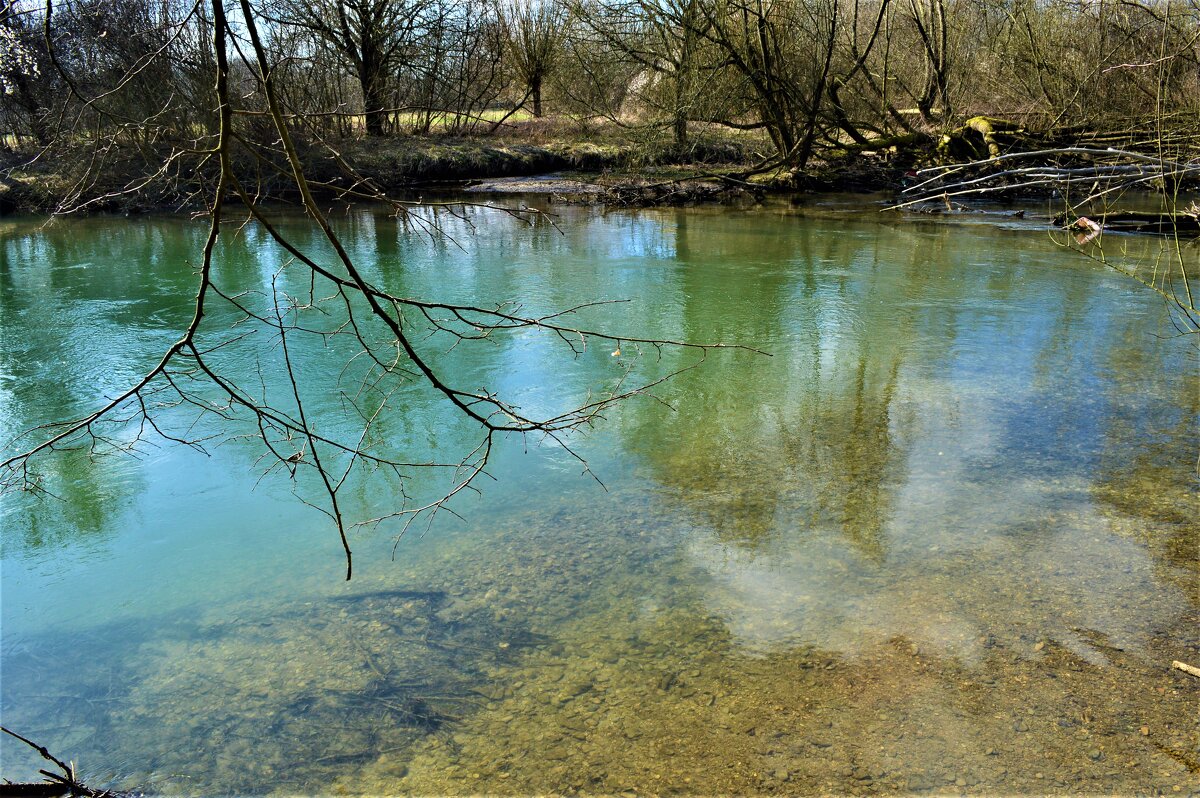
[1,203,1196,795]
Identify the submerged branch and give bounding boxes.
[0,726,106,797]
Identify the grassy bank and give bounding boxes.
[9,114,1188,216]
[0,118,819,216]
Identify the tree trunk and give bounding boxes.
[673,13,697,149]
[672,62,690,147]
[360,66,387,137]
[7,71,50,146]
[673,110,688,148]
[764,109,797,166]
[828,80,871,147]
[531,75,543,117]
[794,2,839,170]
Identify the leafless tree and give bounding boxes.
[824,0,908,145]
[1,1,52,144]
[904,0,951,123]
[696,0,840,171]
[403,0,511,134]
[496,0,568,117]
[262,0,435,136]
[572,0,714,146]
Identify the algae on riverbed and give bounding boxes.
[5,486,1194,794]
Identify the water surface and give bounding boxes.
[1,203,1197,795]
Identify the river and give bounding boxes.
[1,200,1196,794]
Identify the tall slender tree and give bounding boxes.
[496,0,568,117]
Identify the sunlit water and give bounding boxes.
[1,202,1197,795]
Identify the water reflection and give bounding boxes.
[623,215,926,554]
[617,212,1197,666]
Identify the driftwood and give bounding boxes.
[1173,660,1200,679]
[0,728,107,798]
[935,117,1200,167]
[1055,210,1200,236]
[600,179,761,207]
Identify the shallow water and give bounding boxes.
[1,203,1197,795]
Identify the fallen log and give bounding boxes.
[894,146,1200,213]
[938,117,1035,161]
[1054,209,1200,236]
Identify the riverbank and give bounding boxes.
[2,118,1196,219]
[0,122,907,216]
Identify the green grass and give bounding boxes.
[396,109,532,127]
[361,108,537,133]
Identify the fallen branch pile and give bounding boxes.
[896,146,1200,213]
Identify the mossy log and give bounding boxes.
[938,117,1032,161]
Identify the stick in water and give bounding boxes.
[1171,661,1200,678]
